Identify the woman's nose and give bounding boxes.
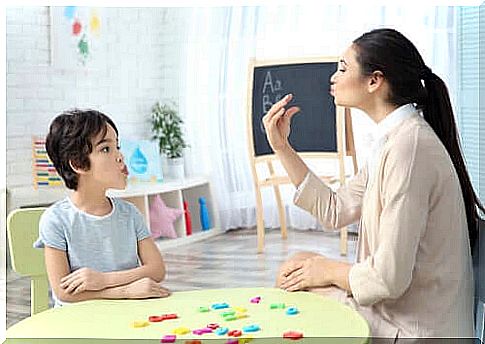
[330,71,337,84]
[116,154,124,163]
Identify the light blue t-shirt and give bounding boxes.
[33,196,151,306]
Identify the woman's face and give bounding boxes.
[330,45,370,109]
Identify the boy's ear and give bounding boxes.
[69,160,88,175]
[367,70,385,93]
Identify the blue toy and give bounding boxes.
[242,324,261,333]
[199,197,212,230]
[215,327,229,335]
[211,302,229,310]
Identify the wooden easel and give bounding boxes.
[247,57,358,254]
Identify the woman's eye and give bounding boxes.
[116,145,121,150]
[339,68,346,72]
[101,147,110,153]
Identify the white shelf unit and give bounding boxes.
[107,177,221,249]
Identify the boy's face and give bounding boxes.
[83,124,128,190]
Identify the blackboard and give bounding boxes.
[251,62,338,156]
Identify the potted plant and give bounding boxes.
[150,101,188,180]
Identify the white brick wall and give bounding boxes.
[6,7,190,211]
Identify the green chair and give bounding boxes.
[7,208,49,315]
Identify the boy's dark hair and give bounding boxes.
[46,109,118,190]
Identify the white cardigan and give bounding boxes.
[294,112,474,339]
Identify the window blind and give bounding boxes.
[457,5,484,204]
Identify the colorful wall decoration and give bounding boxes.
[51,6,104,67]
[32,136,63,189]
[119,139,163,183]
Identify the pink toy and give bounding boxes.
[149,195,183,239]
[200,328,213,333]
[160,335,176,343]
[192,328,212,335]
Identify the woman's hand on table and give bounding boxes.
[124,277,171,299]
[61,267,107,294]
[262,93,300,152]
[279,256,333,291]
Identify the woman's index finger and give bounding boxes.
[267,93,293,117]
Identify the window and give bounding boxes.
[457,6,484,204]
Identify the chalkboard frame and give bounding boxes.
[247,56,345,160]
[246,56,358,255]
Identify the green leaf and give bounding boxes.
[150,101,187,157]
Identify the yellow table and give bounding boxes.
[5,287,370,343]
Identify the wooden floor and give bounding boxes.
[6,227,357,328]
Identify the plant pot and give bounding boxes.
[165,157,185,180]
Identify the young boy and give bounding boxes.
[34,109,169,307]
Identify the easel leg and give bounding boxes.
[342,107,358,256]
[273,185,287,240]
[337,107,349,257]
[255,186,265,253]
[266,161,287,240]
[340,226,348,256]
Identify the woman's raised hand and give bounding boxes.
[262,94,300,152]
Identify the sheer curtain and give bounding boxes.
[179,5,458,231]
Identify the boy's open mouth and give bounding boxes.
[122,166,129,176]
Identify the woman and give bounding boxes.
[263,28,483,341]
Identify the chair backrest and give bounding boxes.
[474,218,485,343]
[7,208,49,315]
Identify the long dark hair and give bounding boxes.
[353,28,483,252]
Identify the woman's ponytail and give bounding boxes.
[422,72,484,252]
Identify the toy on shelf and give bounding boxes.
[149,195,183,239]
[32,136,63,189]
[198,197,212,231]
[183,200,192,236]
